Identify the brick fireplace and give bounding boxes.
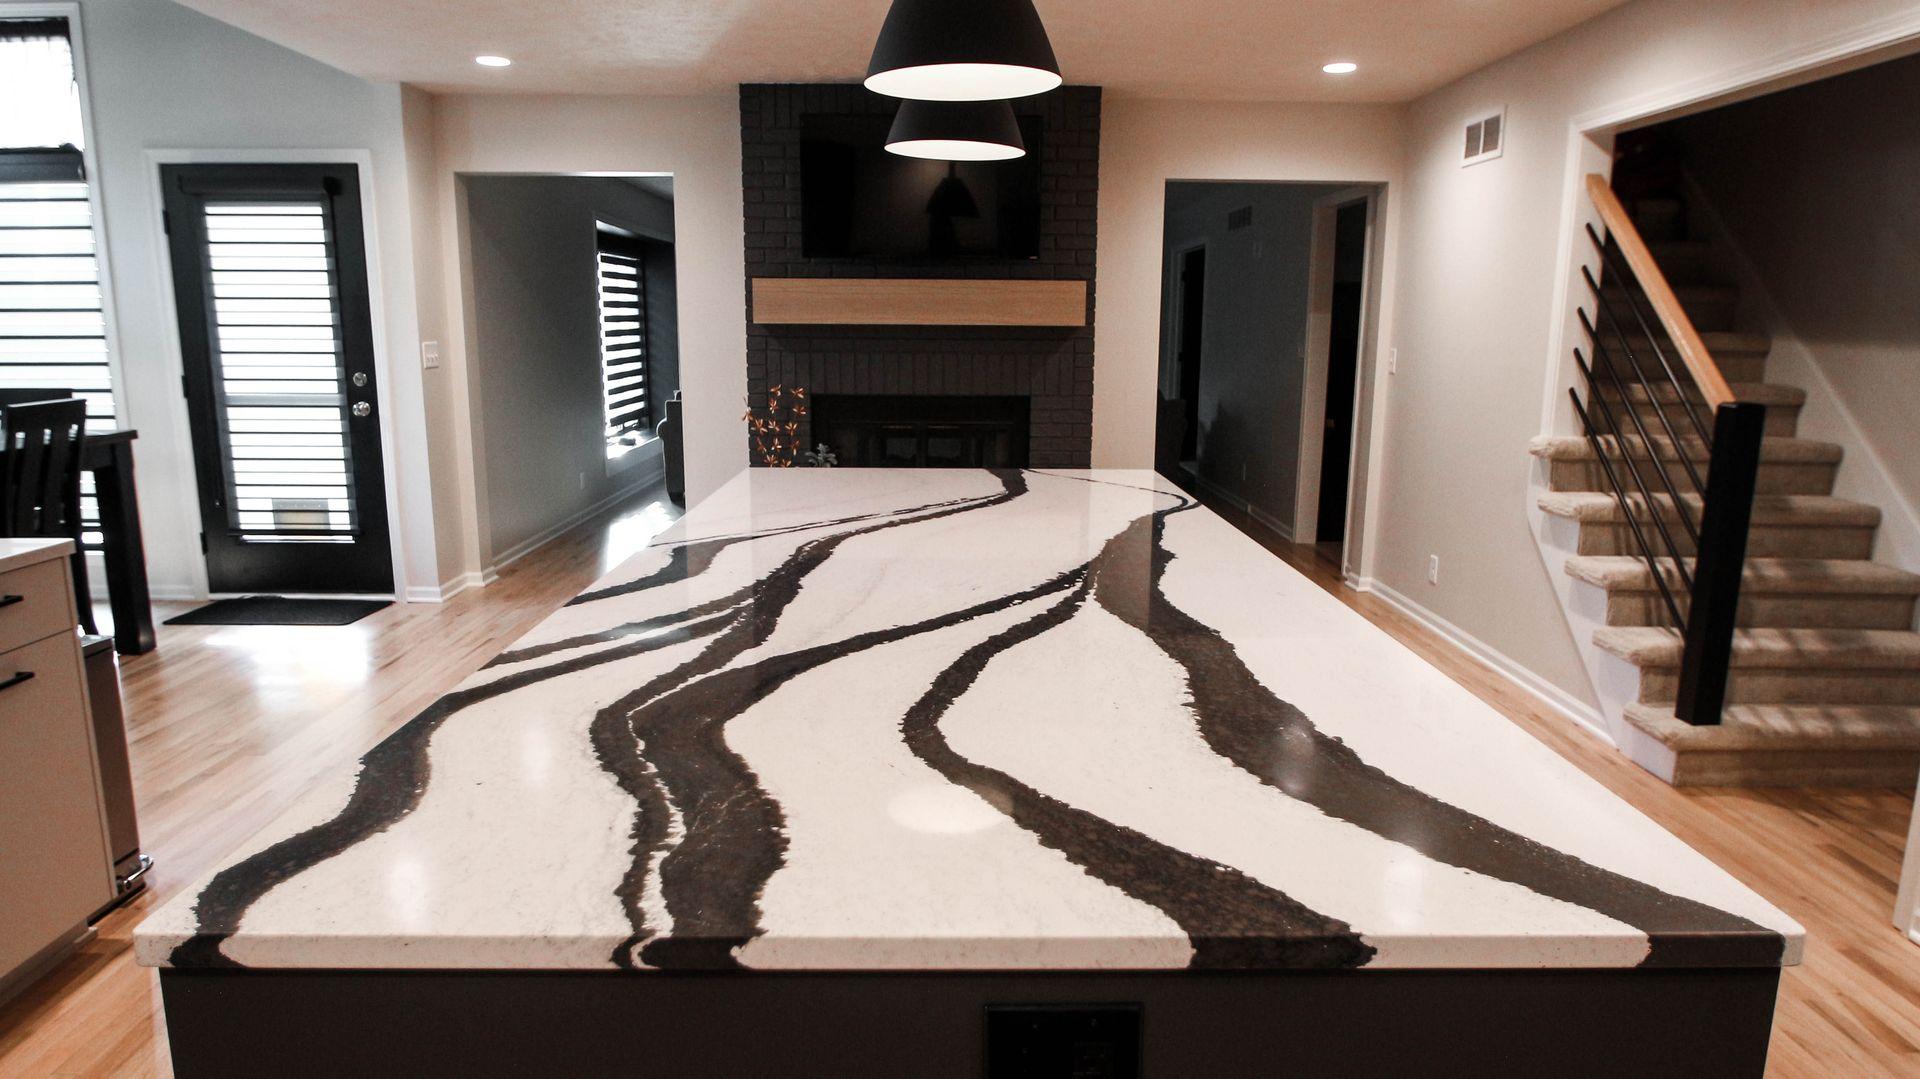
[739,83,1100,468]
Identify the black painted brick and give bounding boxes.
[739,83,1100,468]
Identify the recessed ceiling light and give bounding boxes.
[474,55,512,68]
[1322,61,1358,75]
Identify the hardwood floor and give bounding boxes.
[2,476,1916,1076]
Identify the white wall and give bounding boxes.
[1160,181,1342,533]
[1095,98,1404,576]
[424,92,745,588]
[54,0,440,599]
[1380,0,1920,712]
[461,175,669,563]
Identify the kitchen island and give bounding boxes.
[138,469,1800,1075]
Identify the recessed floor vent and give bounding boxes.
[1464,108,1505,166]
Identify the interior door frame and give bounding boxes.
[1295,186,1379,576]
[142,148,407,601]
[1164,238,1208,462]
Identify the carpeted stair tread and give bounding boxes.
[1593,626,1920,670]
[1565,556,1920,596]
[1537,491,1880,527]
[1528,434,1840,464]
[1623,701,1920,751]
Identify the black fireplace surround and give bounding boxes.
[741,84,1100,470]
[812,395,1030,468]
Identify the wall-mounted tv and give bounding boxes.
[800,113,1044,260]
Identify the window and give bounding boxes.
[594,226,649,457]
[0,17,113,430]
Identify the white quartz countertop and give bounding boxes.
[0,537,73,575]
[137,469,1802,972]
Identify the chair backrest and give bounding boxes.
[0,388,75,407]
[0,398,87,540]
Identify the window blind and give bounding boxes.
[595,230,649,453]
[1,19,112,549]
[202,199,358,538]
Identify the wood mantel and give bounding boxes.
[751,278,1087,327]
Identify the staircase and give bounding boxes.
[1530,168,1920,787]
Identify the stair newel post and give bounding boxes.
[1675,402,1768,726]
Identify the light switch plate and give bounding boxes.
[421,340,441,370]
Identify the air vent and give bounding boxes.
[1463,108,1505,166]
[1226,205,1253,231]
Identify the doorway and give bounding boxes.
[161,163,393,594]
[1174,245,1207,466]
[1314,200,1368,557]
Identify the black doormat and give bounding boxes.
[164,596,391,627]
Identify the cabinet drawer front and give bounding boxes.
[0,634,110,976]
[0,559,72,655]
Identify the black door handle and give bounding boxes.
[0,671,34,693]
[0,595,22,609]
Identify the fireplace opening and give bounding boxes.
[811,395,1030,468]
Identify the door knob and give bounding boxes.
[351,401,372,418]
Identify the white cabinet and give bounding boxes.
[0,540,113,993]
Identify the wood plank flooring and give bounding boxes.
[1,479,1916,1076]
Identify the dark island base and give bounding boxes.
[161,966,1779,1078]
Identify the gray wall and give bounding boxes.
[1159,181,1347,533]
[1672,53,1920,520]
[462,175,675,562]
[58,0,441,599]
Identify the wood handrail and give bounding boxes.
[1583,174,1736,410]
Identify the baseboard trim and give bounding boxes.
[484,466,666,579]
[1367,580,1610,742]
[1191,473,1296,543]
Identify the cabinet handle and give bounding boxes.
[0,595,22,609]
[0,671,33,693]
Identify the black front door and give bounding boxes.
[161,163,392,594]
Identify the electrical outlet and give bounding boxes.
[1427,555,1440,585]
[421,340,441,370]
[578,471,587,492]
[1389,347,1399,375]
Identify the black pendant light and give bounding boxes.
[865,0,1061,102]
[885,99,1025,161]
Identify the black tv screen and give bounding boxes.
[800,113,1043,260]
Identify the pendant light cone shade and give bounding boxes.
[885,99,1026,161]
[865,0,1062,101]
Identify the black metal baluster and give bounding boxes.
[1568,389,1687,631]
[1580,271,1709,501]
[1572,349,1696,603]
[1578,320,1704,548]
[1586,225,1714,443]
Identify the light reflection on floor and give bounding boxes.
[599,491,682,574]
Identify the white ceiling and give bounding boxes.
[171,0,1632,102]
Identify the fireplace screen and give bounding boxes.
[810,395,1030,469]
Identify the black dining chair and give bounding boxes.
[0,387,75,407]
[1,397,98,634]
